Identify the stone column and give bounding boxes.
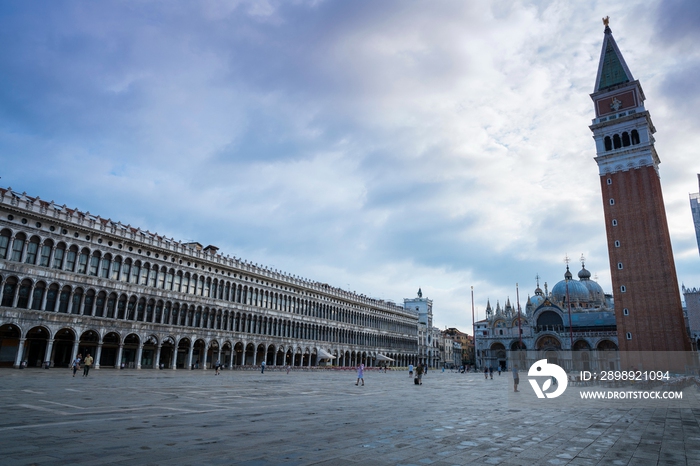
[154,344,162,369]
[27,283,37,310]
[187,342,194,370]
[116,344,124,368]
[44,339,54,367]
[13,338,26,368]
[135,344,143,369]
[41,288,49,311]
[228,349,234,370]
[202,343,208,370]
[70,339,80,363]
[11,284,20,308]
[171,345,177,370]
[95,343,102,369]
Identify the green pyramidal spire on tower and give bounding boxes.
[594,20,634,92]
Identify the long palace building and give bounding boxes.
[0,188,420,370]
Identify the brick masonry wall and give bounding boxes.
[601,165,691,351]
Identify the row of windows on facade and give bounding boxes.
[606,199,628,295]
[604,130,640,151]
[0,231,413,334]
[0,277,416,350]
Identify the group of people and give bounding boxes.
[70,353,94,377]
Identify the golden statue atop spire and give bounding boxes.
[602,16,610,27]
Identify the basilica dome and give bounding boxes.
[578,264,605,303]
[551,266,590,303]
[528,294,545,308]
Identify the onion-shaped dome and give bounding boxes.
[551,266,590,303]
[578,265,591,280]
[578,263,605,304]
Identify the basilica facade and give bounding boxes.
[0,188,420,370]
[474,261,619,372]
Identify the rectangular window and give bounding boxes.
[77,253,88,274]
[140,268,148,286]
[157,271,165,289]
[174,274,182,292]
[53,248,64,269]
[148,269,157,287]
[11,239,24,261]
[0,236,9,259]
[40,245,51,267]
[31,288,44,310]
[131,265,140,283]
[65,250,77,271]
[100,259,110,278]
[166,273,174,290]
[89,256,100,276]
[25,242,38,264]
[111,261,121,280]
[121,263,130,282]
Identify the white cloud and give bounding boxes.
[1,0,698,331]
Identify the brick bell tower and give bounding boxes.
[589,18,691,353]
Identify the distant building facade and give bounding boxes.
[405,290,441,367]
[474,262,618,372]
[0,188,420,369]
[443,327,473,366]
[684,285,700,349]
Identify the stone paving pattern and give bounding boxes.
[1,368,699,465]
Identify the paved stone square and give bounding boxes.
[1,367,699,465]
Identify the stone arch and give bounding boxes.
[100,331,121,367]
[79,329,100,361]
[121,333,141,368]
[24,326,50,367]
[53,327,77,367]
[0,323,21,367]
[176,337,192,369]
[245,342,255,365]
[535,335,562,351]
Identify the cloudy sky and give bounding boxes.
[1,0,699,332]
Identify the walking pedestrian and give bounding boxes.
[286,364,291,374]
[355,363,365,386]
[415,364,424,385]
[484,366,488,379]
[72,354,82,377]
[512,365,520,392]
[498,366,502,376]
[215,360,221,375]
[82,353,93,377]
[489,366,493,379]
[261,360,266,374]
[408,364,414,377]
